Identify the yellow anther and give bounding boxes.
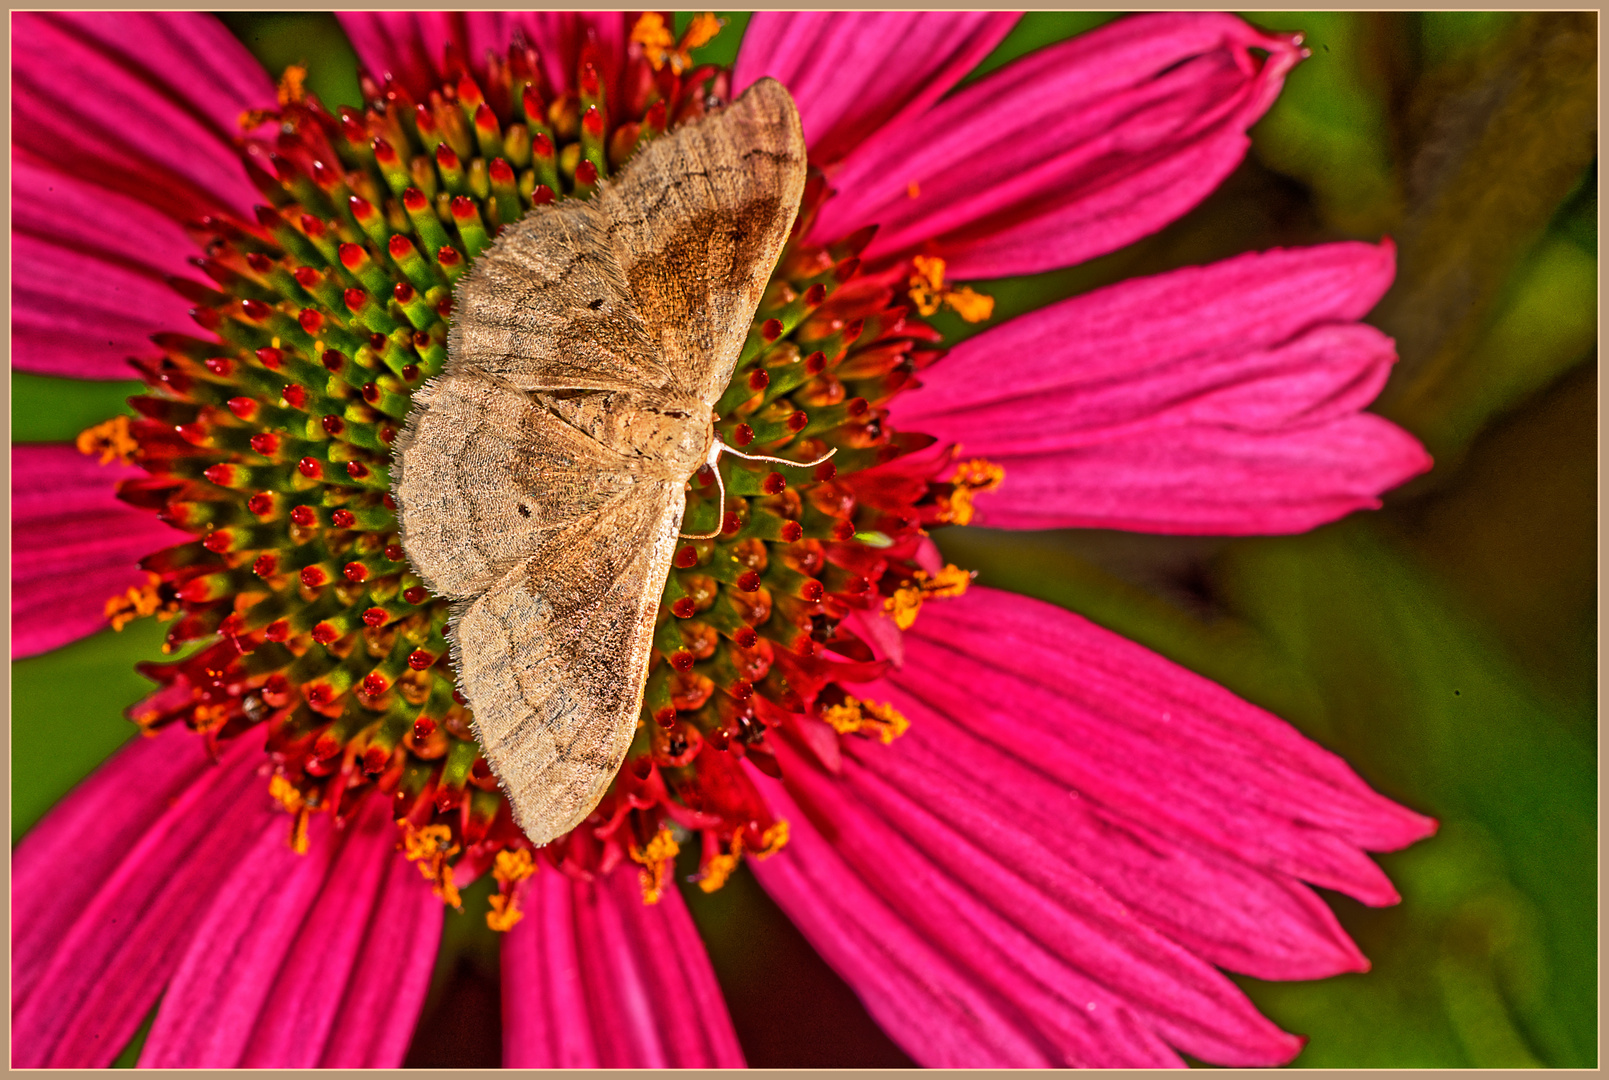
[239,64,308,129]
[820,697,910,744]
[77,415,138,466]
[277,64,308,107]
[882,563,974,629]
[681,12,724,51]
[629,827,681,904]
[631,12,676,64]
[487,847,536,932]
[755,820,790,859]
[268,775,313,854]
[632,12,723,74]
[697,833,744,894]
[907,181,921,199]
[396,819,463,910]
[486,893,522,932]
[907,255,995,324]
[937,458,1006,526]
[104,572,167,631]
[192,702,230,735]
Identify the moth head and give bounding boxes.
[648,391,717,480]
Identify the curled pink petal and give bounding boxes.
[502,862,744,1068]
[12,728,275,1067]
[11,444,192,658]
[749,586,1431,1065]
[814,13,1300,279]
[894,243,1432,534]
[734,12,1018,166]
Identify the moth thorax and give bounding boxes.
[624,390,715,480]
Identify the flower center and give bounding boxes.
[90,19,1000,927]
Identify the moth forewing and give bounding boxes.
[394,79,807,848]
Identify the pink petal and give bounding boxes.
[502,861,744,1068]
[733,13,1018,166]
[893,243,1432,534]
[338,12,631,103]
[755,740,1304,1068]
[139,814,342,1067]
[239,797,410,1066]
[12,728,276,1067]
[12,13,275,378]
[812,13,1301,279]
[857,683,1369,982]
[12,162,205,380]
[11,724,213,1011]
[749,767,1183,1068]
[11,444,192,658]
[899,588,1436,896]
[318,846,443,1067]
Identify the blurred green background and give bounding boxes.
[11,11,1597,1069]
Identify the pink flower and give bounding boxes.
[11,10,1434,1069]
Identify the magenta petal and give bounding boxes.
[12,728,276,1067]
[11,13,276,377]
[12,160,208,379]
[813,13,1299,279]
[893,243,1432,534]
[733,12,1018,166]
[502,862,744,1068]
[749,766,1182,1068]
[11,725,213,1011]
[12,444,193,658]
[13,13,272,223]
[138,814,340,1067]
[318,846,443,1067]
[759,738,1306,1068]
[899,588,1435,896]
[238,797,404,1066]
[852,688,1368,982]
[338,12,630,102]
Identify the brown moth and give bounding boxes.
[392,78,807,847]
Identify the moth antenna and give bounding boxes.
[718,444,838,469]
[679,459,728,540]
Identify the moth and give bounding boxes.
[393,78,808,846]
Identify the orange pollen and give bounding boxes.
[937,457,1006,525]
[103,572,170,631]
[76,415,139,466]
[268,774,313,854]
[907,255,995,324]
[883,563,974,630]
[629,827,681,904]
[631,11,723,74]
[396,819,463,910]
[820,696,911,744]
[486,847,537,932]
